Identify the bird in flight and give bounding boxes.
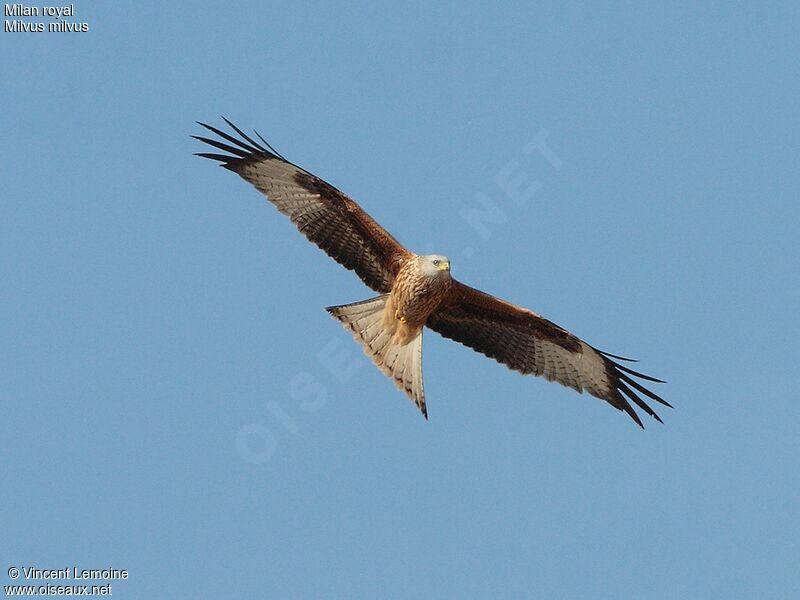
[194,118,670,427]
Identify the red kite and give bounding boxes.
[195,119,670,427]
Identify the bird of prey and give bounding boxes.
[194,119,670,427]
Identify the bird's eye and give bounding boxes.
[433,259,440,266]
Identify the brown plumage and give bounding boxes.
[195,119,671,427]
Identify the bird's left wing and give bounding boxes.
[194,119,411,293]
[427,280,670,427]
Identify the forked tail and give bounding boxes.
[326,295,427,418]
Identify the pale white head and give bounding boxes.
[419,254,451,278]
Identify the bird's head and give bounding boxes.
[420,254,451,277]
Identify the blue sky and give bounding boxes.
[2,2,798,598]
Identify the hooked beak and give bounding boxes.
[437,260,450,272]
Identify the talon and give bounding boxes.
[395,311,407,324]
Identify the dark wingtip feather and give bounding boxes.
[597,349,670,426]
[621,401,645,428]
[193,118,297,172]
[599,350,639,362]
[200,121,261,154]
[614,362,667,384]
[618,371,674,409]
[617,379,664,424]
[191,135,251,158]
[221,116,273,155]
[254,129,287,160]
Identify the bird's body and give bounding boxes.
[327,254,453,415]
[195,119,671,427]
[389,255,452,332]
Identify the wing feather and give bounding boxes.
[427,281,670,427]
[194,120,410,293]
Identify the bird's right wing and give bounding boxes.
[194,119,411,293]
[427,280,670,427]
